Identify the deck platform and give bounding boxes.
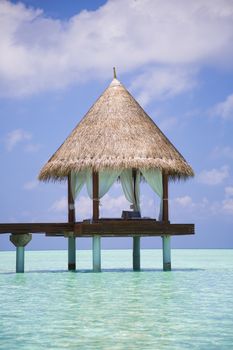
[0,220,194,273]
[0,219,194,237]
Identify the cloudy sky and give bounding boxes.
[1,0,233,250]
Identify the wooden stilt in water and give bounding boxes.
[133,236,140,271]
[10,233,32,273]
[92,235,101,272]
[16,246,24,273]
[68,235,76,271]
[162,235,171,271]
[162,173,171,271]
[68,174,76,271]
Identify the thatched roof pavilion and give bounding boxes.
[0,70,195,273]
[39,75,193,182]
[39,68,194,218]
[37,70,194,272]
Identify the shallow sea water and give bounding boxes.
[0,249,232,350]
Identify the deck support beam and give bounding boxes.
[162,235,171,271]
[133,236,140,271]
[92,235,101,272]
[10,234,32,273]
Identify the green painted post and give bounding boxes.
[16,246,25,273]
[133,236,140,271]
[92,235,101,272]
[10,233,32,273]
[162,235,171,271]
[68,236,76,271]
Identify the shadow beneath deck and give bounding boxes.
[0,267,204,275]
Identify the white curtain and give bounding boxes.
[99,170,122,198]
[120,169,140,212]
[141,168,163,220]
[86,169,92,198]
[71,168,162,219]
[135,170,140,212]
[70,170,86,200]
[86,169,121,199]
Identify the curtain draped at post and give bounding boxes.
[135,170,140,211]
[71,170,86,200]
[141,168,163,220]
[86,169,121,199]
[71,167,163,220]
[85,169,92,198]
[120,169,140,212]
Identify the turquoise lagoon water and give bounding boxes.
[0,249,233,349]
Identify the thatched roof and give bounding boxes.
[39,77,194,181]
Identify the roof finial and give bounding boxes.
[113,67,117,79]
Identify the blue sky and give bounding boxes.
[1,0,233,250]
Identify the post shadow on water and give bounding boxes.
[0,267,204,275]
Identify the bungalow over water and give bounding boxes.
[0,69,195,273]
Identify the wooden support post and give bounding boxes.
[92,171,101,272]
[16,247,25,273]
[68,174,76,271]
[162,173,171,271]
[68,174,75,223]
[132,170,141,271]
[10,234,32,273]
[92,235,101,272]
[162,173,169,222]
[133,236,140,271]
[162,236,171,271]
[92,170,99,222]
[68,235,76,271]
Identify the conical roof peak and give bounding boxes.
[109,78,122,88]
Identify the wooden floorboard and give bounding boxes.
[74,220,194,237]
[0,220,195,237]
[0,223,73,234]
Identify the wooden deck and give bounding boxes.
[0,219,194,237]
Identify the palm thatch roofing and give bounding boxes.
[39,76,194,181]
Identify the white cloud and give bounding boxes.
[172,191,233,218]
[198,166,229,185]
[76,196,92,219]
[4,128,31,151]
[49,193,129,219]
[222,199,233,214]
[158,117,178,132]
[130,67,198,105]
[212,146,233,159]
[101,193,129,217]
[23,180,38,190]
[24,143,42,153]
[1,0,233,97]
[76,194,128,219]
[221,187,233,214]
[174,195,194,207]
[211,93,233,120]
[171,195,221,219]
[50,197,67,212]
[225,186,233,197]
